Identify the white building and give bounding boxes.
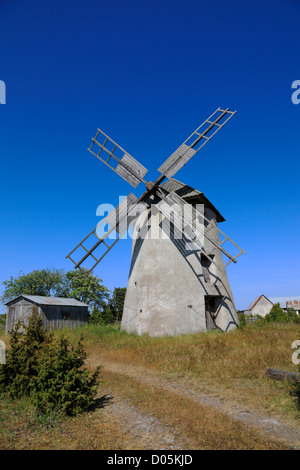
[243,295,273,317]
[243,295,300,317]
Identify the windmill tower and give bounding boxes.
[66,108,245,336]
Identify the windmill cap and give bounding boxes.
[160,178,225,223]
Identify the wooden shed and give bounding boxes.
[5,295,89,333]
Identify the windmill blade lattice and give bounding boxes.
[155,189,223,272]
[158,108,236,179]
[66,107,244,272]
[66,194,147,272]
[88,128,148,188]
[156,189,245,269]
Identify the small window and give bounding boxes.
[201,254,214,283]
[204,211,209,228]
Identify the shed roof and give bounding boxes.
[160,178,225,222]
[5,295,89,307]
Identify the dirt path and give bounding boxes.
[104,396,188,450]
[98,359,300,449]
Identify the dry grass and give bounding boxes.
[0,396,143,450]
[102,370,290,450]
[79,322,300,424]
[0,321,299,450]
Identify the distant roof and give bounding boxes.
[160,178,225,223]
[5,295,89,307]
[247,294,273,310]
[246,295,300,310]
[269,296,300,308]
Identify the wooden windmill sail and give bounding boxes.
[66,108,245,336]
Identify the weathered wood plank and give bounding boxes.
[116,153,148,187]
[158,144,197,178]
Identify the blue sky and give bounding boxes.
[0,0,300,310]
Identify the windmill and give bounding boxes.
[66,108,245,336]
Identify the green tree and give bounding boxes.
[89,287,126,324]
[265,303,289,323]
[63,269,109,308]
[109,287,126,322]
[101,287,126,324]
[89,305,114,325]
[1,268,66,303]
[1,268,109,310]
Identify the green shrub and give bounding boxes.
[89,287,126,325]
[287,308,300,323]
[264,303,289,323]
[0,307,51,398]
[89,305,114,325]
[31,333,100,416]
[296,341,300,409]
[237,312,247,329]
[0,307,101,417]
[0,314,6,329]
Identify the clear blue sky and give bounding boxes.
[0,0,300,310]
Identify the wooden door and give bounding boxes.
[205,296,217,329]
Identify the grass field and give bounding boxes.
[0,321,299,450]
[78,322,300,420]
